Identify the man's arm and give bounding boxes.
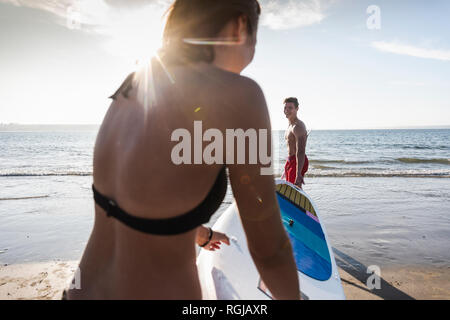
[293,124,307,187]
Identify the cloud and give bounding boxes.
[0,0,170,31]
[0,0,334,59]
[103,0,164,8]
[0,0,73,20]
[0,0,171,59]
[1,0,334,32]
[259,0,330,30]
[388,81,426,87]
[372,41,450,62]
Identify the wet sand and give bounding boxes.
[0,261,78,300]
[338,265,450,300]
[1,261,448,300]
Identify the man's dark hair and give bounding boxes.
[284,97,299,108]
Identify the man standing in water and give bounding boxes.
[283,97,309,188]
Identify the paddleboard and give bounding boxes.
[197,179,345,300]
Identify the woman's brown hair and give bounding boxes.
[161,0,261,65]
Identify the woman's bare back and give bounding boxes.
[68,62,257,299]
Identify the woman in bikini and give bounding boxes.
[66,0,299,300]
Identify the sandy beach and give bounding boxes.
[1,261,448,300]
[337,265,450,300]
[1,132,449,300]
[0,261,78,300]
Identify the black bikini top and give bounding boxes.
[92,167,227,235]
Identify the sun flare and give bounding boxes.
[102,6,167,66]
[66,0,169,66]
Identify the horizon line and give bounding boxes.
[1,123,450,131]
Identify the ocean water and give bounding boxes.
[1,129,449,178]
[0,128,449,271]
[274,129,450,178]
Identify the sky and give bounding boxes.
[0,0,449,130]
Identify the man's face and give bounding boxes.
[284,102,298,119]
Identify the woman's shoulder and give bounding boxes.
[215,73,267,126]
[214,67,263,95]
[211,69,266,109]
[190,63,263,95]
[178,64,268,122]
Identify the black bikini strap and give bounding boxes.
[92,167,227,235]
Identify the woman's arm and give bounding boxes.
[226,79,300,300]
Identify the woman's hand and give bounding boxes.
[207,230,231,251]
[197,225,230,251]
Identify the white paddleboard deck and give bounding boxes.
[197,179,345,300]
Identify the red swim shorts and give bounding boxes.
[284,155,309,184]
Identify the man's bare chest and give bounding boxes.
[285,128,296,143]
